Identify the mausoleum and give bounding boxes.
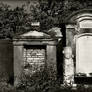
[64,9,92,85]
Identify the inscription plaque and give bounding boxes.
[23,46,45,75]
[76,35,92,75]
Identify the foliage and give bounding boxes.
[0,72,16,92]
[16,63,61,92]
[1,67,92,92]
[0,3,32,39]
[0,0,92,38]
[22,0,92,31]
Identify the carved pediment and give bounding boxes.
[20,31,51,39]
[66,9,92,33]
[66,9,92,23]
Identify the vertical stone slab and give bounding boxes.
[46,44,57,78]
[14,45,23,86]
[66,24,76,51]
[65,24,75,85]
[63,47,74,86]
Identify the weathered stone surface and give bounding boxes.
[46,45,57,77]
[14,45,23,86]
[63,58,74,85]
[63,47,74,85]
[23,47,45,75]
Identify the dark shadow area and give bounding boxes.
[24,45,46,49]
[8,75,14,85]
[0,40,14,85]
[57,23,66,83]
[75,77,92,84]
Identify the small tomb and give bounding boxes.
[13,30,62,85]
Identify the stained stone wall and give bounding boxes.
[0,40,13,84]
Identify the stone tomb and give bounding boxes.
[13,30,62,85]
[65,9,92,85]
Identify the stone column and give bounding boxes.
[63,46,74,86]
[14,45,23,86]
[46,44,57,79]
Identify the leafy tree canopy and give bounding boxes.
[0,0,92,39]
[27,0,92,30]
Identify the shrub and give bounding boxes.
[16,63,61,92]
[0,72,16,92]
